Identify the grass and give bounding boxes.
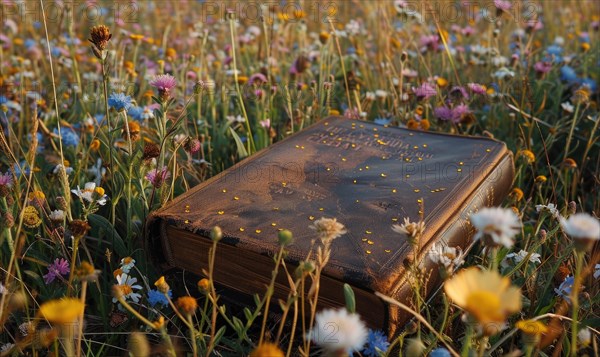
[0,0,598,356]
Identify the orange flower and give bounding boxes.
[176,296,198,315]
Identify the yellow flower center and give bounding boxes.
[120,284,133,296]
[465,290,502,323]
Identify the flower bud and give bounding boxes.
[210,226,222,242]
[278,229,293,246]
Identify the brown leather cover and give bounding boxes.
[146,116,514,335]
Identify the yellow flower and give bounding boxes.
[38,298,85,325]
[535,175,547,183]
[152,316,166,330]
[95,187,105,196]
[436,77,448,88]
[517,149,535,163]
[129,34,144,41]
[197,278,210,292]
[28,190,46,201]
[515,319,548,336]
[329,109,340,116]
[510,188,524,202]
[90,139,101,151]
[444,268,521,332]
[22,206,42,228]
[166,48,177,59]
[249,343,285,357]
[176,296,198,315]
[154,276,170,293]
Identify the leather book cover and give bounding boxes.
[146,116,515,334]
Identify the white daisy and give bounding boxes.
[113,273,142,303]
[470,207,522,248]
[311,218,347,243]
[560,213,600,241]
[120,257,136,274]
[561,101,574,113]
[392,217,425,239]
[535,203,560,219]
[429,243,463,269]
[71,182,107,206]
[49,210,65,222]
[309,308,368,354]
[501,250,541,268]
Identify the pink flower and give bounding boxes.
[413,82,437,100]
[0,172,13,188]
[260,119,271,128]
[494,0,512,11]
[149,74,177,92]
[534,61,552,74]
[43,258,70,284]
[467,83,487,95]
[249,73,268,84]
[146,167,171,188]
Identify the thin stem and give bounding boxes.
[259,246,285,345]
[570,251,584,356]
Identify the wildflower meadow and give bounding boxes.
[0,0,599,356]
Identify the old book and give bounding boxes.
[146,116,514,335]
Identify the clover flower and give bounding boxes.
[145,167,171,188]
[43,258,70,284]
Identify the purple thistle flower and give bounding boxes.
[249,73,268,84]
[467,83,487,95]
[534,61,552,74]
[43,258,70,284]
[0,172,13,188]
[449,86,469,100]
[451,104,471,123]
[434,106,454,121]
[149,74,177,92]
[413,82,437,100]
[146,167,171,188]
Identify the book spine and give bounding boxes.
[385,150,515,336]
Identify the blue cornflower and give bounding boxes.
[108,93,133,112]
[147,289,172,308]
[362,329,389,357]
[560,66,578,83]
[545,45,563,62]
[53,127,79,147]
[24,39,36,49]
[374,117,392,126]
[128,106,144,121]
[430,348,451,357]
[555,276,574,303]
